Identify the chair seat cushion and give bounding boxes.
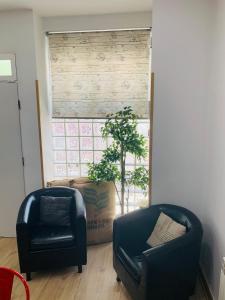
[117,246,145,282]
[30,226,75,251]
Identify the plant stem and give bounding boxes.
[113,181,121,207]
[120,146,125,215]
[126,186,130,213]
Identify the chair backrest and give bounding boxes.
[0,267,30,300]
[23,187,76,226]
[156,204,203,236]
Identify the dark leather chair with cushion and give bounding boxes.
[16,187,87,281]
[113,204,203,300]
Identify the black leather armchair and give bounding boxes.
[113,204,203,300]
[16,187,87,281]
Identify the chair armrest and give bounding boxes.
[16,194,36,253]
[143,234,189,259]
[73,189,87,260]
[113,208,158,254]
[17,194,36,226]
[74,189,86,220]
[143,220,203,260]
[141,231,202,285]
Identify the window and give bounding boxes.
[0,54,17,81]
[0,60,12,76]
[48,29,151,213]
[52,118,149,212]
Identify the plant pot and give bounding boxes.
[47,177,116,245]
[70,178,115,245]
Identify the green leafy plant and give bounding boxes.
[88,106,149,215]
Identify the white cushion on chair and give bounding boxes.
[147,212,186,247]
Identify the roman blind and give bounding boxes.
[48,29,151,118]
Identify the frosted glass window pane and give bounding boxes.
[135,192,147,202]
[135,187,143,193]
[54,164,66,177]
[0,60,12,76]
[136,156,149,165]
[68,164,80,177]
[81,151,93,163]
[52,123,65,136]
[80,137,93,150]
[126,165,135,172]
[67,151,79,163]
[66,123,78,136]
[66,137,79,150]
[94,137,106,150]
[127,185,135,192]
[79,123,92,136]
[53,137,65,150]
[137,122,149,137]
[54,151,66,163]
[81,164,88,176]
[116,183,121,192]
[107,137,113,146]
[126,153,135,165]
[94,151,103,163]
[127,192,135,202]
[93,123,103,136]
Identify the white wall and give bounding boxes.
[151,0,212,218]
[0,10,42,194]
[43,12,152,32]
[151,0,222,298]
[152,0,220,296]
[200,0,225,298]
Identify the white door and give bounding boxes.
[0,82,25,236]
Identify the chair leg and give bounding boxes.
[26,272,31,281]
[78,265,82,273]
[116,276,121,282]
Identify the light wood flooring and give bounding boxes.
[0,238,208,300]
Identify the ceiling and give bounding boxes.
[0,0,152,17]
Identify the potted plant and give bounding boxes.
[88,106,149,215]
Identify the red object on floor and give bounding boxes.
[0,267,30,300]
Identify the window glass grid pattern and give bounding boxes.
[52,118,149,212]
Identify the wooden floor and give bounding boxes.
[0,238,208,300]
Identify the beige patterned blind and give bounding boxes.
[48,30,151,118]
